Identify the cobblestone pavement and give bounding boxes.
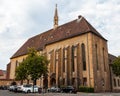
[0,90,120,96]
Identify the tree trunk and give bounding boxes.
[33,80,34,93]
[33,79,36,93]
[34,79,36,85]
[27,79,29,84]
[20,80,23,85]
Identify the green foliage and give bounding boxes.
[112,56,120,76]
[79,86,94,93]
[15,47,49,84]
[15,61,28,80]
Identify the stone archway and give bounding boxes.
[43,78,48,88]
[50,78,56,86]
[50,73,56,87]
[11,81,17,85]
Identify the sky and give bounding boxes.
[0,0,120,70]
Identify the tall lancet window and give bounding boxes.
[71,45,75,72]
[81,43,86,70]
[63,48,65,72]
[103,48,106,71]
[95,44,99,70]
[15,60,19,76]
[63,47,68,72]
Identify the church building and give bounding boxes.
[9,5,111,92]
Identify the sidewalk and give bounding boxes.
[26,92,120,96]
[26,92,77,96]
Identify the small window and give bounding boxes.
[114,78,116,87]
[63,78,65,85]
[118,79,120,86]
[72,78,75,86]
[83,78,87,86]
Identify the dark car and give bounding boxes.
[47,86,61,92]
[0,85,8,90]
[61,86,77,93]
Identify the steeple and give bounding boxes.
[54,4,59,29]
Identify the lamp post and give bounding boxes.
[101,78,105,92]
[59,76,62,88]
[41,75,44,95]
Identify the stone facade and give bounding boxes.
[45,32,110,92]
[9,32,110,92]
[6,63,11,79]
[9,55,27,79]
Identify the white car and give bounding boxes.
[16,85,23,92]
[22,84,39,93]
[8,85,17,91]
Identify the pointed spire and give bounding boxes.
[54,4,59,29]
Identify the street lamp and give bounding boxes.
[41,75,44,95]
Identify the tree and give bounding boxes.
[27,48,49,85]
[112,56,120,76]
[15,47,49,86]
[15,61,28,84]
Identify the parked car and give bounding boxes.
[22,84,39,93]
[8,85,17,91]
[0,85,8,90]
[13,85,23,92]
[61,86,77,93]
[47,86,61,92]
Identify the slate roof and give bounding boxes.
[11,16,106,59]
[108,54,117,65]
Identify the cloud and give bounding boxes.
[62,0,120,56]
[0,0,51,69]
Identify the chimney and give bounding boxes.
[78,15,82,19]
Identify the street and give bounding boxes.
[0,90,120,96]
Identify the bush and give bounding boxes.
[79,86,94,93]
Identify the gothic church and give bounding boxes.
[9,5,110,92]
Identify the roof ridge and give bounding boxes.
[82,17,105,39]
[28,19,77,40]
[82,17,91,31]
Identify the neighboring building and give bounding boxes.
[0,70,6,79]
[9,5,111,92]
[0,70,3,77]
[109,54,120,92]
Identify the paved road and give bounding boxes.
[0,90,120,96]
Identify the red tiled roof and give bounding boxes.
[11,16,106,59]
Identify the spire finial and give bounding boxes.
[56,4,57,8]
[54,4,59,29]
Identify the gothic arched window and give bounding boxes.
[81,43,86,70]
[95,44,98,70]
[103,48,106,71]
[63,48,66,72]
[71,45,75,72]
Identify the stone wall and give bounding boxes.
[0,79,20,86]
